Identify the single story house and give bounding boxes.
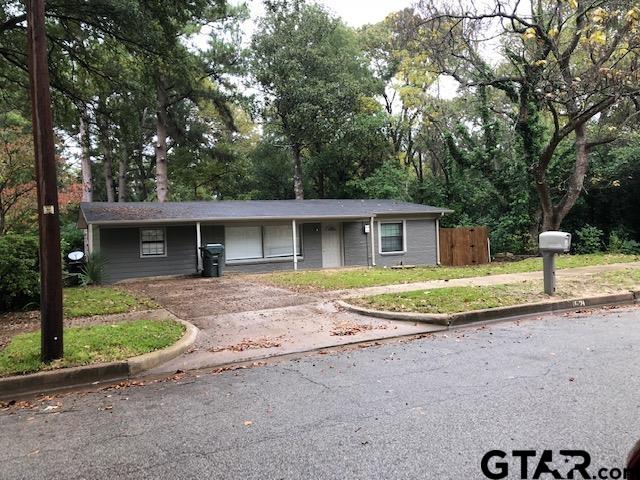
[78,199,452,283]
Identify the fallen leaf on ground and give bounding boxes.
[331,322,374,336]
[209,336,284,353]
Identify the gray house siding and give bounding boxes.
[342,221,370,267]
[98,218,437,283]
[375,219,437,267]
[100,225,197,283]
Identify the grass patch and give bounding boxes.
[352,283,555,314]
[259,253,639,291]
[0,319,184,377]
[351,267,640,315]
[63,287,157,318]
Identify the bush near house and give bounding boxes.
[0,233,40,312]
[574,225,604,254]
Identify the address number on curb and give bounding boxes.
[572,300,586,307]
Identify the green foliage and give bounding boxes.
[79,253,107,286]
[251,0,382,196]
[60,222,84,257]
[348,161,410,201]
[0,234,39,312]
[608,230,640,255]
[0,319,184,377]
[574,225,604,254]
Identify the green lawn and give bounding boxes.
[258,253,640,291]
[351,268,640,315]
[0,319,184,377]
[63,287,157,318]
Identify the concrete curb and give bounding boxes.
[128,318,198,375]
[0,315,198,400]
[337,292,639,328]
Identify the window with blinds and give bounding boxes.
[225,226,263,260]
[140,228,166,257]
[380,222,404,253]
[264,225,302,258]
[225,225,302,261]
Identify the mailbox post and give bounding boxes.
[539,232,572,295]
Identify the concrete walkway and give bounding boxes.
[334,261,640,298]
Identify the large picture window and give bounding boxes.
[225,226,263,261]
[140,228,166,257]
[264,225,302,258]
[225,224,302,262]
[379,221,405,254]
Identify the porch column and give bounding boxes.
[435,217,441,265]
[292,219,298,271]
[87,223,93,255]
[370,216,376,267]
[196,222,202,271]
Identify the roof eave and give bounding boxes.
[82,211,451,226]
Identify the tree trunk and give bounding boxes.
[79,112,93,203]
[537,123,590,232]
[98,123,115,202]
[291,143,304,200]
[155,79,169,202]
[117,146,128,202]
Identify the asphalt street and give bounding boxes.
[1,307,640,479]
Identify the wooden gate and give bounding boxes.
[439,227,490,266]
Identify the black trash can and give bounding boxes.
[200,244,225,277]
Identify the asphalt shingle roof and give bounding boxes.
[79,200,452,226]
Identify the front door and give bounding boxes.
[321,222,342,268]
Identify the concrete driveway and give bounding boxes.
[123,276,443,372]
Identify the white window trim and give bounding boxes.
[139,227,167,258]
[378,220,407,255]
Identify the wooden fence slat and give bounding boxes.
[439,227,489,266]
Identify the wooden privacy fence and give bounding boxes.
[439,227,490,266]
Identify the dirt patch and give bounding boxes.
[122,276,320,319]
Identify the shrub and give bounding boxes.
[0,234,40,312]
[620,240,640,255]
[608,230,640,255]
[60,222,84,258]
[574,225,604,254]
[608,230,625,253]
[79,253,107,286]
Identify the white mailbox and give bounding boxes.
[539,232,571,253]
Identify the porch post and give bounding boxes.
[196,222,202,271]
[87,223,93,255]
[292,219,298,271]
[435,217,441,265]
[370,216,376,267]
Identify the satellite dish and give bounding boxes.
[68,251,85,261]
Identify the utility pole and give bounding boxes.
[26,0,64,361]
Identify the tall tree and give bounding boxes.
[419,0,640,230]
[252,0,377,199]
